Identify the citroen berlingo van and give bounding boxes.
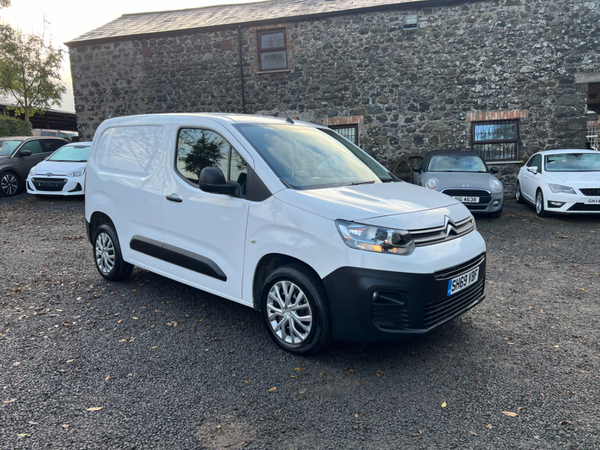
[85,113,486,354]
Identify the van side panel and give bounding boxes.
[88,125,169,274]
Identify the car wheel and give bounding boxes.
[93,223,134,281]
[261,264,332,355]
[0,172,19,197]
[489,207,503,218]
[515,181,524,204]
[535,189,548,217]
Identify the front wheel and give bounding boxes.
[93,223,134,281]
[260,265,332,355]
[515,181,524,204]
[535,190,548,217]
[0,172,20,197]
[489,207,503,218]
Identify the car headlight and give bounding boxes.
[68,168,85,177]
[335,220,415,256]
[490,179,503,192]
[548,184,576,194]
[426,178,439,190]
[29,167,36,176]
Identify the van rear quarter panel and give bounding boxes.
[87,123,170,274]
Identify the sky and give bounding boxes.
[0,0,261,112]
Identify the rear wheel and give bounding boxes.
[535,189,548,217]
[93,223,134,281]
[515,181,524,204]
[260,264,332,355]
[0,172,19,197]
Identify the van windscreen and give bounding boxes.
[235,123,393,190]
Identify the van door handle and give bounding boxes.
[165,193,183,203]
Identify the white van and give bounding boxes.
[85,113,486,354]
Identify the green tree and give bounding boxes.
[0,23,66,122]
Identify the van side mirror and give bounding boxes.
[490,167,499,174]
[199,167,241,197]
[19,149,32,157]
[413,165,421,173]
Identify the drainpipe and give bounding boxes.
[237,26,247,114]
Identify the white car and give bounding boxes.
[26,142,91,196]
[85,114,487,354]
[516,149,600,216]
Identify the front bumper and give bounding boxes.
[543,192,600,213]
[26,176,84,196]
[440,188,503,214]
[322,253,486,342]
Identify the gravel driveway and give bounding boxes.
[1,193,599,449]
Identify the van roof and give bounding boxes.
[100,113,318,128]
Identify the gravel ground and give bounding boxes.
[1,193,599,450]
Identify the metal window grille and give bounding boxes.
[330,124,359,145]
[471,120,519,161]
[587,125,598,150]
[257,29,287,71]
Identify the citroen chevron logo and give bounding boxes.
[444,216,458,236]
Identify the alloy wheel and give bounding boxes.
[95,232,116,275]
[266,280,313,345]
[1,173,18,196]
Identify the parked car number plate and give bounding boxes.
[454,196,479,203]
[447,266,480,296]
[587,199,600,204]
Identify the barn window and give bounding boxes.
[258,29,287,71]
[471,120,519,161]
[329,124,359,145]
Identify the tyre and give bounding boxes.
[0,172,19,197]
[260,264,332,355]
[489,207,503,218]
[515,181,524,204]
[535,189,548,217]
[93,223,134,281]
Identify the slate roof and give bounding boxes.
[66,0,449,46]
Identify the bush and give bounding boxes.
[0,115,32,137]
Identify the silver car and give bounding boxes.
[412,151,504,218]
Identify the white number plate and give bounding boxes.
[587,199,600,204]
[454,196,479,203]
[447,266,480,296]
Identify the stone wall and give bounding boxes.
[69,0,600,195]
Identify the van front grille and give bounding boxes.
[410,216,475,247]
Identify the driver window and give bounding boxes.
[176,128,248,192]
[20,140,43,154]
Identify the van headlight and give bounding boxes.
[490,179,503,192]
[335,220,415,255]
[68,168,85,177]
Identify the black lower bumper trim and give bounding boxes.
[322,256,486,342]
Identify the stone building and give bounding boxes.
[66,0,600,193]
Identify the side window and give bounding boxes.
[176,128,248,188]
[529,154,542,171]
[58,133,69,140]
[42,140,65,153]
[20,140,43,154]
